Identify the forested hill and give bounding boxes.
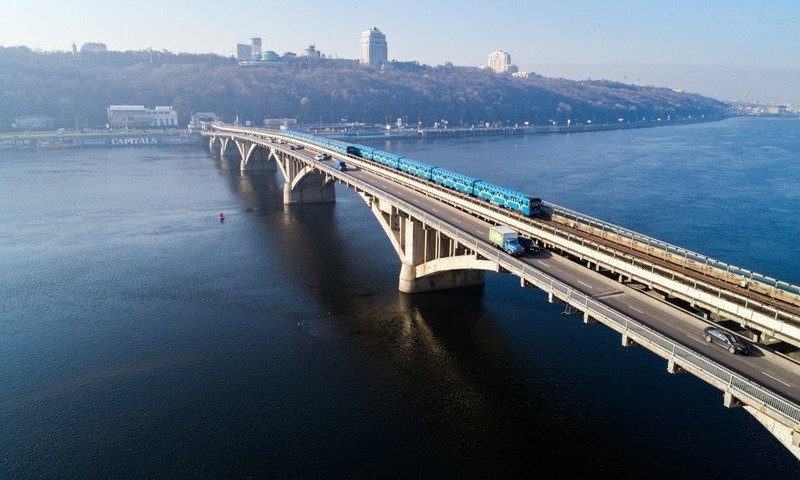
[0,46,729,129]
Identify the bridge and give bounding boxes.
[203,123,800,460]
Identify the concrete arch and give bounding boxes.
[240,142,276,171]
[362,192,490,293]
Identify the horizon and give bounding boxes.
[2,0,799,104]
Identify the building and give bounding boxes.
[263,118,297,129]
[303,45,323,58]
[234,43,253,61]
[107,105,178,129]
[262,50,280,62]
[488,50,511,73]
[360,26,387,65]
[12,116,55,130]
[251,37,262,58]
[81,42,107,53]
[767,105,788,115]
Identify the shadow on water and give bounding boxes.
[212,161,618,476]
[210,145,800,477]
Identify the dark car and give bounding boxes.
[517,236,540,254]
[703,326,750,355]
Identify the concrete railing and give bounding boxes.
[549,203,800,297]
[321,159,800,431]
[209,127,800,434]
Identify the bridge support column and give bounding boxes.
[667,358,683,373]
[399,263,485,293]
[283,176,335,204]
[360,196,490,294]
[220,138,240,158]
[272,150,335,205]
[396,215,484,293]
[241,145,275,171]
[621,333,636,346]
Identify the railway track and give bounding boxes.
[541,214,800,322]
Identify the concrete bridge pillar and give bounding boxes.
[361,196,490,293]
[275,150,335,205]
[397,215,485,293]
[220,137,240,158]
[238,141,276,171]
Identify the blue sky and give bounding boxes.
[3,0,799,104]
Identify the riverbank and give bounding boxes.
[0,129,203,150]
[306,115,729,140]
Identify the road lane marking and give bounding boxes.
[761,372,793,388]
[577,280,593,289]
[534,260,550,268]
[624,303,645,314]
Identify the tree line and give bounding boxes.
[0,46,729,130]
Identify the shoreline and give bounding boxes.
[309,115,732,140]
[3,115,789,150]
[0,129,203,150]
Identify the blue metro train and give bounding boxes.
[281,130,542,217]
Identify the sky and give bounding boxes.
[2,0,799,104]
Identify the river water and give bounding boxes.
[1,117,798,478]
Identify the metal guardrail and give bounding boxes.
[549,202,800,297]
[213,127,800,430]
[335,166,800,430]
[216,127,799,326]
[214,128,799,325]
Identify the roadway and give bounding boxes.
[295,146,800,406]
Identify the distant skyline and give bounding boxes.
[2,0,799,104]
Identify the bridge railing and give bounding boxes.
[361,176,800,430]
[547,202,800,297]
[214,127,800,328]
[212,128,800,431]
[333,154,798,326]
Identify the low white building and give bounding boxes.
[107,105,178,128]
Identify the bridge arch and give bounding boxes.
[362,193,493,293]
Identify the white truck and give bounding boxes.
[489,226,525,256]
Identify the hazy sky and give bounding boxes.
[3,0,799,104]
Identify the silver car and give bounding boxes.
[704,326,750,355]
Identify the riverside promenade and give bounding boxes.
[0,129,203,150]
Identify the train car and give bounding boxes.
[276,131,543,217]
[371,150,403,169]
[321,138,350,155]
[431,168,478,195]
[398,157,436,180]
[346,144,373,159]
[528,197,543,217]
[473,181,527,213]
[473,181,542,217]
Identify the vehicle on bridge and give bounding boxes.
[704,326,751,355]
[314,153,330,161]
[283,130,543,218]
[517,236,540,254]
[489,226,525,256]
[334,160,347,171]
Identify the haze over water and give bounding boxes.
[1,117,798,478]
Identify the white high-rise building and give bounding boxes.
[251,37,262,58]
[488,50,512,73]
[360,26,387,65]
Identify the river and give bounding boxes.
[1,117,798,478]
